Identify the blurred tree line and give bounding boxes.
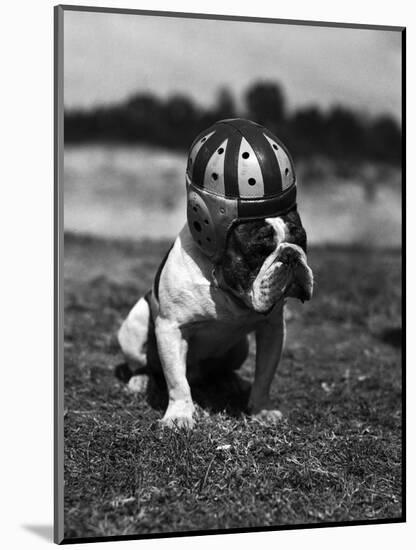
[64,81,401,165]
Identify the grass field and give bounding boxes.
[63,233,403,540]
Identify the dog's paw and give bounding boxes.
[127,374,149,394]
[160,401,195,430]
[252,409,283,424]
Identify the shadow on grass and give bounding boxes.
[191,372,251,416]
[115,363,251,417]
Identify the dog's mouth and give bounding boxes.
[245,243,314,313]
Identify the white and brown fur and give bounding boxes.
[118,208,313,429]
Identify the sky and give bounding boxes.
[64,10,402,121]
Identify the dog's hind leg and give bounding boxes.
[117,295,151,392]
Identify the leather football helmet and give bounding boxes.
[186,118,297,263]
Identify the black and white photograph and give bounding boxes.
[55,5,404,543]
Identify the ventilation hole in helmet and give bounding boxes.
[217,148,224,154]
[201,137,207,143]
[272,143,278,150]
[285,168,289,176]
[248,178,256,186]
[193,221,202,232]
[204,219,209,224]
[212,173,218,181]
[242,152,250,159]
[192,206,198,212]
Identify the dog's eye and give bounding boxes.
[255,225,275,242]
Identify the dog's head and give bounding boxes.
[218,208,313,313]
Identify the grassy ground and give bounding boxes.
[63,233,403,540]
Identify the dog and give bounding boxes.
[118,207,313,429]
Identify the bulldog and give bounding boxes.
[117,207,313,430]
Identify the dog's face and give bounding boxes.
[220,209,313,312]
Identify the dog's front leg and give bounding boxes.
[248,306,285,423]
[155,316,195,430]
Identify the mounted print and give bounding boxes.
[54,4,405,544]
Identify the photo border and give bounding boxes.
[54,4,406,544]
